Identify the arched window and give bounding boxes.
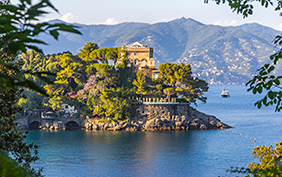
[141,59,146,67]
[134,59,138,65]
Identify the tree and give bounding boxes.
[75,57,135,120]
[17,90,47,112]
[77,42,99,63]
[89,47,121,65]
[228,142,282,176]
[77,63,120,109]
[0,149,34,177]
[205,0,282,112]
[94,87,135,121]
[132,71,147,94]
[163,87,175,99]
[158,62,209,104]
[44,53,81,110]
[0,0,81,176]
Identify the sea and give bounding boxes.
[26,85,282,177]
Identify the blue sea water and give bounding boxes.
[26,85,282,177]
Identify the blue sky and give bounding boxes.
[19,0,282,30]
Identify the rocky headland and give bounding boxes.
[83,107,231,131]
[16,105,231,131]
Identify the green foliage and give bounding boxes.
[132,71,147,94]
[94,87,135,121]
[89,47,122,65]
[43,52,87,110]
[0,0,81,95]
[228,142,282,177]
[116,59,133,88]
[0,149,34,177]
[158,62,209,104]
[77,61,134,119]
[0,0,81,176]
[77,45,123,66]
[163,87,175,98]
[17,90,47,111]
[77,42,99,63]
[158,62,187,88]
[0,87,42,176]
[204,0,279,18]
[246,58,282,111]
[0,0,81,54]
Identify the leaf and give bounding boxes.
[274,79,280,85]
[50,30,59,40]
[257,102,262,109]
[253,87,257,94]
[1,4,18,13]
[258,86,262,94]
[262,96,267,105]
[268,91,276,99]
[267,66,275,73]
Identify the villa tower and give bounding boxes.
[118,41,159,78]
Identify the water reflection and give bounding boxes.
[25,85,282,177]
[27,130,242,177]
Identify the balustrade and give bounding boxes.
[130,97,177,103]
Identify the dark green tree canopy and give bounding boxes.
[204,0,282,18]
[0,0,81,176]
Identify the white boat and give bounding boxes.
[221,88,230,98]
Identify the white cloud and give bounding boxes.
[102,18,119,25]
[275,24,282,31]
[155,17,175,23]
[213,20,238,26]
[60,13,80,23]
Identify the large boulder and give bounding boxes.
[199,124,208,130]
[189,119,200,130]
[145,118,162,130]
[93,124,99,130]
[144,119,155,129]
[175,121,182,127]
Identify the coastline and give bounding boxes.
[16,106,231,131]
[82,107,231,131]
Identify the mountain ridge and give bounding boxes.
[39,17,281,84]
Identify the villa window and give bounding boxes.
[141,60,146,67]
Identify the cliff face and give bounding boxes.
[83,104,231,131]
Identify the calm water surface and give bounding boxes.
[26,85,282,177]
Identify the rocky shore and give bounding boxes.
[16,106,231,131]
[83,108,231,131]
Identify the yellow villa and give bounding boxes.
[118,41,159,78]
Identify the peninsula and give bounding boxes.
[16,41,230,131]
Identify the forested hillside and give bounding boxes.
[18,44,208,118]
[39,17,281,84]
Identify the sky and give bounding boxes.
[14,0,282,30]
